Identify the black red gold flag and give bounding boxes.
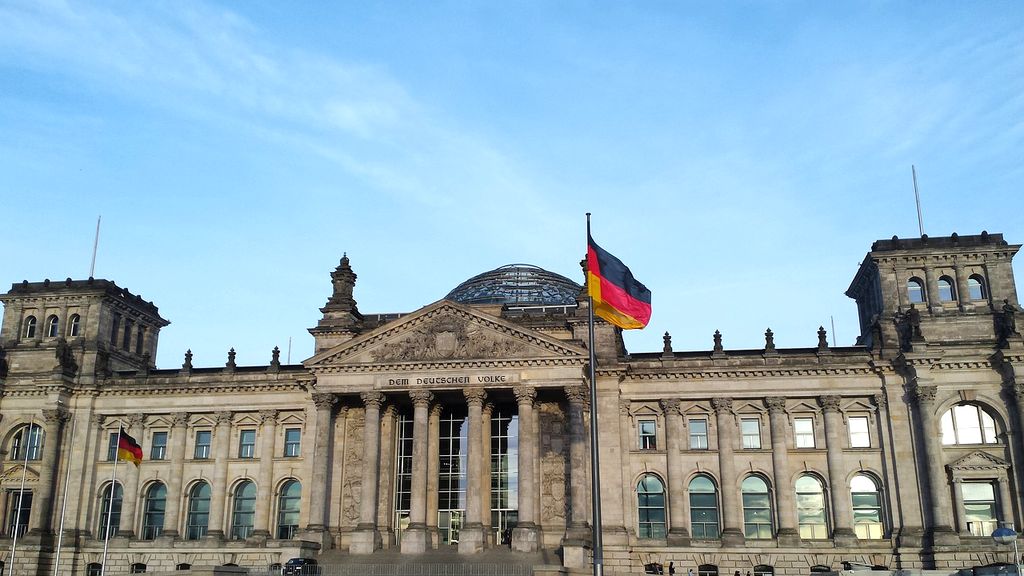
[586,234,652,330]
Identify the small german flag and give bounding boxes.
[117,429,143,467]
[587,234,652,330]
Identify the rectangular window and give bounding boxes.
[194,430,211,459]
[742,419,761,449]
[284,428,301,457]
[794,418,815,448]
[238,429,256,458]
[689,419,708,450]
[849,416,870,448]
[638,420,657,450]
[150,432,167,460]
[107,433,118,461]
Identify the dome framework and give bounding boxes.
[445,264,582,306]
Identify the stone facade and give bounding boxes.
[0,234,1022,575]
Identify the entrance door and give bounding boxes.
[439,510,462,544]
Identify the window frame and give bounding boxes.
[239,429,257,459]
[194,430,212,459]
[688,475,719,538]
[637,474,667,539]
[638,419,657,450]
[68,313,81,337]
[186,482,211,540]
[794,417,815,449]
[23,316,37,339]
[741,476,773,539]
[937,276,957,302]
[848,416,871,448]
[968,275,987,301]
[907,278,926,303]
[283,428,301,458]
[11,424,43,462]
[99,482,123,539]
[741,418,762,449]
[46,315,60,338]
[141,483,166,540]
[851,474,884,539]
[941,404,999,446]
[230,481,257,539]
[962,480,998,537]
[276,480,301,539]
[150,431,168,461]
[795,475,828,539]
[689,418,709,450]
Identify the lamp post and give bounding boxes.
[992,521,1022,576]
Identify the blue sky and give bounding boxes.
[2,0,1022,368]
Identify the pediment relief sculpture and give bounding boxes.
[948,450,1010,473]
[370,314,527,362]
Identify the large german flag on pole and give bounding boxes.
[586,230,652,330]
[116,428,143,467]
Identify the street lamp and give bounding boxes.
[992,521,1023,576]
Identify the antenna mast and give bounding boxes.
[90,216,102,278]
[912,166,924,237]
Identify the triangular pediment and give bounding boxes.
[0,463,39,482]
[306,300,587,370]
[948,450,1010,471]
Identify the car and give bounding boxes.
[282,558,320,576]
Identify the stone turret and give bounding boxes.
[309,254,364,353]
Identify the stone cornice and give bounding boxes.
[311,357,585,374]
[621,366,878,380]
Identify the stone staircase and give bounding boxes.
[311,546,564,575]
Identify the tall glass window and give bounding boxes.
[689,419,708,450]
[46,315,60,338]
[194,430,212,459]
[848,416,871,448]
[638,420,657,450]
[277,480,301,539]
[491,409,519,542]
[742,476,772,538]
[851,474,883,539]
[908,278,925,303]
[238,429,256,458]
[963,481,998,537]
[938,277,956,302]
[796,475,827,538]
[186,482,211,540]
[688,475,719,538]
[637,475,666,538]
[150,432,167,460]
[393,412,413,543]
[438,408,467,545]
[23,316,36,339]
[941,404,998,445]
[99,483,123,539]
[11,424,43,461]
[794,418,815,448]
[742,419,761,449]
[968,275,986,300]
[284,429,301,457]
[231,481,257,539]
[142,483,166,540]
[6,490,32,538]
[68,314,81,337]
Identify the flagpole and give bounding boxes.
[9,417,35,576]
[53,416,76,576]
[100,423,122,576]
[585,213,605,576]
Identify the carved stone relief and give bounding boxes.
[341,411,365,526]
[370,314,527,362]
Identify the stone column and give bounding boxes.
[427,403,442,548]
[951,479,968,533]
[459,388,487,554]
[206,410,233,539]
[911,385,959,545]
[117,413,145,537]
[31,408,68,534]
[818,395,857,546]
[563,385,591,544]
[482,402,494,546]
[513,386,540,552]
[953,263,972,311]
[923,267,939,311]
[161,412,189,539]
[765,396,799,545]
[713,397,744,546]
[350,391,385,554]
[253,410,279,539]
[305,393,336,534]
[661,398,689,544]
[402,390,433,554]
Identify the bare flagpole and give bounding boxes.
[90,216,102,278]
[9,416,35,576]
[53,416,77,576]
[912,166,924,237]
[585,213,605,576]
[100,422,122,576]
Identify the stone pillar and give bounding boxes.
[117,413,145,537]
[563,385,591,547]
[513,386,540,552]
[923,266,939,311]
[305,393,336,534]
[427,403,442,548]
[482,402,494,546]
[31,408,68,534]
[661,398,689,544]
[402,390,433,554]
[350,391,385,554]
[912,385,959,545]
[252,410,279,540]
[818,395,857,546]
[713,397,744,546]
[765,397,799,545]
[161,412,189,539]
[954,263,973,311]
[459,388,488,554]
[952,479,968,533]
[206,410,233,539]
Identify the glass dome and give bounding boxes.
[445,264,582,306]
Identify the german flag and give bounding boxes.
[117,429,143,467]
[587,234,652,330]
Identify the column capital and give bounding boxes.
[127,413,146,427]
[1010,383,1024,401]
[409,390,434,408]
[482,402,494,417]
[911,385,938,406]
[259,409,280,424]
[311,392,338,410]
[711,397,733,414]
[361,391,386,409]
[871,393,887,408]
[513,386,537,405]
[619,399,631,415]
[430,403,444,418]
[92,413,106,428]
[659,398,681,415]
[215,411,234,425]
[764,396,788,413]
[172,412,190,428]
[565,385,588,405]
[463,388,487,406]
[817,395,842,412]
[42,408,69,425]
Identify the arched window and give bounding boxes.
[941,404,998,445]
[754,565,775,576]
[907,278,925,303]
[698,565,719,576]
[938,277,956,302]
[851,474,883,539]
[142,483,166,540]
[186,482,211,540]
[968,275,987,301]
[688,475,719,538]
[11,423,43,461]
[87,563,103,576]
[99,482,123,539]
[277,480,301,539]
[742,476,772,538]
[231,481,257,539]
[23,316,37,339]
[68,314,81,337]
[46,315,59,338]
[637,474,666,538]
[963,481,998,536]
[796,475,827,539]
[130,563,147,573]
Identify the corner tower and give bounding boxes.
[310,254,364,354]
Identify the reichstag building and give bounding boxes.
[0,232,1023,575]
